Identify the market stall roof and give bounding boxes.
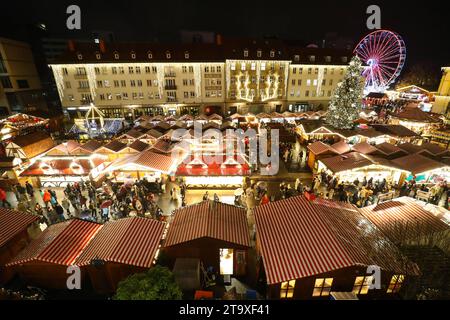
[179,114,194,122]
[195,115,209,121]
[6,219,101,267]
[208,113,223,121]
[171,121,188,130]
[391,154,447,175]
[420,142,450,156]
[320,152,370,173]
[100,140,127,153]
[127,140,149,152]
[145,129,164,139]
[153,121,171,132]
[105,150,181,174]
[150,139,185,154]
[330,141,352,154]
[44,141,81,156]
[256,112,271,119]
[307,141,334,155]
[164,200,250,248]
[359,197,449,243]
[352,142,379,155]
[120,129,145,140]
[254,195,417,285]
[370,124,419,137]
[7,132,55,159]
[20,157,105,176]
[75,217,164,268]
[397,142,422,154]
[391,107,441,123]
[0,208,40,248]
[373,142,408,157]
[74,140,104,154]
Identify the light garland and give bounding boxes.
[51,65,65,99]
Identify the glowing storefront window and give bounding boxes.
[280,280,296,299]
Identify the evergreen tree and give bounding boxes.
[327,56,365,129]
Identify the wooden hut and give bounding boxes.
[5,132,54,161]
[163,201,251,278]
[75,217,165,293]
[254,196,419,300]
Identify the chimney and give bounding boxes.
[216,33,222,46]
[99,39,106,53]
[68,40,76,52]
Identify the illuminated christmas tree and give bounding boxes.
[327,56,365,129]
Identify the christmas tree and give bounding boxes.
[327,56,365,129]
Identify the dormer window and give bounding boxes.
[166,51,171,59]
[184,51,190,59]
[270,50,275,58]
[148,51,153,59]
[257,50,262,58]
[130,51,136,59]
[324,56,331,63]
[95,52,101,60]
[114,52,120,59]
[243,49,249,57]
[77,53,83,60]
[341,56,348,63]
[308,55,316,62]
[294,55,300,62]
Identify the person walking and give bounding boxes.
[25,181,34,200]
[0,187,11,208]
[61,197,71,217]
[55,203,65,222]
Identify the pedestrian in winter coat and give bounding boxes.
[25,181,34,199]
[55,204,65,222]
[0,188,11,208]
[61,197,71,216]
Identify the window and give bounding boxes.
[329,79,333,86]
[352,276,373,295]
[280,280,295,299]
[291,79,296,85]
[147,79,152,87]
[152,66,157,73]
[131,51,136,59]
[313,278,333,297]
[298,79,302,86]
[119,67,125,74]
[341,56,348,63]
[243,49,248,57]
[292,67,296,74]
[166,51,171,59]
[95,52,101,60]
[114,80,119,87]
[77,53,83,60]
[217,66,221,72]
[65,81,71,89]
[241,63,246,71]
[112,67,117,74]
[145,66,151,73]
[137,80,142,87]
[313,79,318,86]
[130,80,136,87]
[308,55,316,62]
[182,66,187,73]
[387,275,404,294]
[114,52,119,60]
[128,66,134,74]
[315,68,319,74]
[136,66,141,74]
[299,68,303,74]
[190,91,195,98]
[294,55,300,61]
[305,90,309,97]
[62,68,68,75]
[251,62,256,71]
[94,67,100,75]
[185,51,190,59]
[257,50,262,58]
[306,79,311,86]
[148,52,153,59]
[96,80,103,88]
[17,79,29,89]
[308,68,312,75]
[325,56,331,63]
[261,63,266,71]
[231,63,236,71]
[204,66,209,73]
[327,90,331,97]
[121,80,126,87]
[211,66,215,73]
[270,50,275,58]
[188,66,194,73]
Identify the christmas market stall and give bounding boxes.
[254,195,419,300]
[0,113,49,143]
[6,219,102,290]
[389,105,442,137]
[391,154,450,185]
[0,208,40,284]
[75,217,165,294]
[318,152,408,186]
[163,201,251,280]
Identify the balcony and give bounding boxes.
[164,72,176,77]
[74,74,88,79]
[166,97,178,103]
[164,84,177,90]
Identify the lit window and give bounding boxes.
[77,53,83,60]
[387,275,404,294]
[261,63,266,71]
[270,50,275,58]
[353,276,373,295]
[95,53,101,60]
[342,56,348,63]
[114,52,119,59]
[230,63,236,71]
[251,62,256,70]
[325,56,331,62]
[166,52,171,59]
[148,52,153,59]
[243,49,248,57]
[280,280,296,299]
[294,55,300,61]
[185,52,189,59]
[241,63,246,71]
[306,79,311,86]
[313,79,318,86]
[313,278,333,297]
[131,51,136,59]
[257,50,262,58]
[309,55,316,62]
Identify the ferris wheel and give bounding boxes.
[354,30,406,93]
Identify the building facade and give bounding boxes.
[433,66,450,116]
[0,38,48,115]
[49,39,351,120]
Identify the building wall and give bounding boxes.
[433,67,450,115]
[0,229,33,284]
[0,38,47,114]
[266,266,405,300]
[50,50,350,117]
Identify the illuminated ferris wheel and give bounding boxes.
[354,30,406,93]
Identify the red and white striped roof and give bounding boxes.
[359,197,449,243]
[0,208,39,248]
[164,201,250,248]
[307,141,333,155]
[254,196,413,285]
[75,217,164,268]
[7,219,101,266]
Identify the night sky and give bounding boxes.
[1,0,449,75]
